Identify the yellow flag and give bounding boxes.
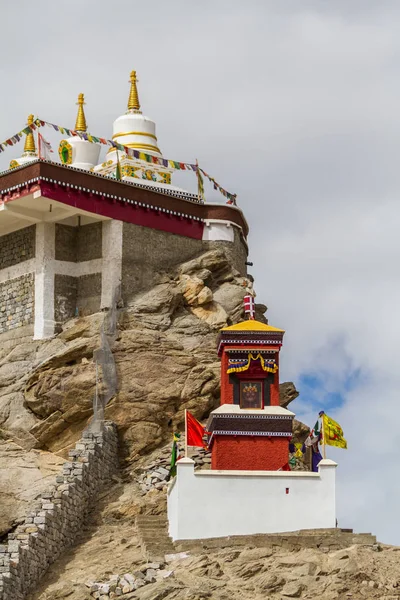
[322,413,347,449]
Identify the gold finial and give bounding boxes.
[24,114,36,154]
[75,93,87,132]
[127,70,141,112]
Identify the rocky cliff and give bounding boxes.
[0,246,392,600]
[0,247,302,542]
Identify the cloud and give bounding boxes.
[1,0,400,543]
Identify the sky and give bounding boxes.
[1,0,400,543]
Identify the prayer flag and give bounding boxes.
[196,163,205,201]
[186,411,207,449]
[38,133,54,160]
[321,411,347,449]
[168,432,181,479]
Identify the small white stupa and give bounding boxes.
[58,94,100,171]
[9,115,38,170]
[94,70,176,190]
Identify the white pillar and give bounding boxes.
[101,220,123,309]
[34,223,56,339]
[168,458,195,541]
[318,458,338,528]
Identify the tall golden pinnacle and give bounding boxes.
[24,114,36,154]
[75,93,87,132]
[127,70,141,112]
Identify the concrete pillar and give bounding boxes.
[101,220,123,309]
[168,458,195,541]
[318,458,338,528]
[34,223,56,339]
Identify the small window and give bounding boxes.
[240,381,263,409]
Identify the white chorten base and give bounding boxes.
[167,458,337,541]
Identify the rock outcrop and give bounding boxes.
[0,248,303,549]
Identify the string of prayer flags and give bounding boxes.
[200,168,237,204]
[0,117,238,205]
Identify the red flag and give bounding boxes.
[186,411,207,448]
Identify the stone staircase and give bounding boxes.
[135,515,176,562]
[135,512,377,563]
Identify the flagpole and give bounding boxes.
[196,159,200,203]
[321,413,327,459]
[184,409,188,458]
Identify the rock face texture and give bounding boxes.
[0,247,305,573]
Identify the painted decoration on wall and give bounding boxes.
[240,381,263,409]
[58,140,73,165]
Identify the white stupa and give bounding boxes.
[94,70,179,191]
[58,94,100,171]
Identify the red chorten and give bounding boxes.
[207,319,294,471]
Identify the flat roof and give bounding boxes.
[0,160,249,237]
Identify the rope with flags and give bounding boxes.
[0,118,237,204]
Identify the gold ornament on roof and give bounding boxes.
[127,70,141,112]
[24,114,36,154]
[75,93,87,132]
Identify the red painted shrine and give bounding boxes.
[207,319,295,471]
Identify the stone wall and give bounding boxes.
[77,273,101,316]
[55,224,77,262]
[0,226,35,270]
[0,274,34,334]
[121,222,248,303]
[54,274,77,324]
[55,223,103,263]
[211,227,248,277]
[0,422,118,600]
[77,222,102,262]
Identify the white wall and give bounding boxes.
[167,458,337,541]
[202,220,235,242]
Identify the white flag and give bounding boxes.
[38,133,53,160]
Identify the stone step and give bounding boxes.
[136,515,168,522]
[138,529,170,537]
[135,512,176,562]
[145,543,175,551]
[140,538,173,547]
[137,524,169,530]
[136,517,169,530]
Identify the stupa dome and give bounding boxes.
[111,71,162,157]
[58,94,100,171]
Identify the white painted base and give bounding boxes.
[202,220,235,242]
[67,137,101,171]
[167,458,337,541]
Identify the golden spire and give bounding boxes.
[24,114,36,154]
[127,70,141,112]
[75,93,87,132]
